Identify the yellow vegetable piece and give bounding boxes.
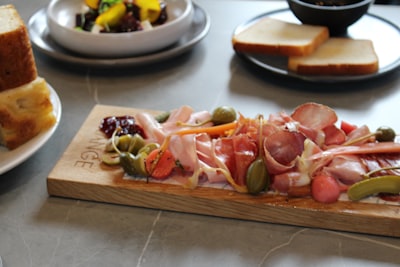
[95,2,127,28]
[85,0,100,9]
[347,175,400,201]
[136,0,162,23]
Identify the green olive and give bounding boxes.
[246,158,270,195]
[376,126,396,142]
[155,111,170,123]
[138,143,159,155]
[211,106,237,125]
[128,134,146,154]
[101,153,120,165]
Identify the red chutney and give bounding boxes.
[99,115,146,138]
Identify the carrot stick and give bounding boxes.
[175,121,238,136]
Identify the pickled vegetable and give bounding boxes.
[211,106,237,125]
[347,175,400,201]
[155,111,170,123]
[246,115,270,195]
[246,158,269,195]
[375,126,396,142]
[119,152,137,175]
[177,106,237,127]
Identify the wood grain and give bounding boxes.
[48,104,400,237]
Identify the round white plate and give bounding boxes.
[28,3,210,68]
[0,84,62,175]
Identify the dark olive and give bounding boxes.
[376,126,396,142]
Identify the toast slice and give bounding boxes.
[232,17,329,56]
[288,38,379,75]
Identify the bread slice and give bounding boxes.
[288,38,379,75]
[0,5,56,150]
[232,17,329,56]
[0,77,56,150]
[0,4,37,92]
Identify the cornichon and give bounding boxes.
[347,175,400,201]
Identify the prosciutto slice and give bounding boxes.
[291,102,338,130]
[263,130,305,174]
[214,134,258,186]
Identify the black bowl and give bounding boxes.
[287,0,374,35]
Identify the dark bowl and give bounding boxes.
[287,0,374,35]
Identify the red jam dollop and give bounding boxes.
[99,115,146,138]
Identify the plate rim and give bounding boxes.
[28,3,211,68]
[0,83,62,175]
[233,8,400,83]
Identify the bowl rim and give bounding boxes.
[46,0,193,38]
[287,0,373,10]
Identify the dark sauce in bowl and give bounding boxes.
[301,0,362,6]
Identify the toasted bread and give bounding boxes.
[288,38,379,75]
[232,17,329,56]
[0,5,37,92]
[0,5,56,150]
[0,77,56,150]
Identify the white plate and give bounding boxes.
[46,0,193,57]
[28,4,210,68]
[234,9,400,83]
[0,84,62,175]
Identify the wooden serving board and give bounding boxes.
[48,104,400,237]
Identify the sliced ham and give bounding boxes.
[322,155,366,184]
[323,125,346,146]
[134,112,166,144]
[291,102,338,130]
[168,134,198,172]
[271,172,310,192]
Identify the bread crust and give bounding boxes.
[288,38,379,75]
[0,5,37,92]
[293,63,379,75]
[232,18,329,56]
[0,77,56,149]
[0,5,55,150]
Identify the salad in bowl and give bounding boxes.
[46,0,193,57]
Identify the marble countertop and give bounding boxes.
[1,1,400,266]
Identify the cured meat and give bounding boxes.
[322,155,366,184]
[263,130,305,174]
[111,102,400,202]
[214,134,257,186]
[134,112,165,144]
[291,102,337,130]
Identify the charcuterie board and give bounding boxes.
[48,104,400,237]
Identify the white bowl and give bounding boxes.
[46,0,193,57]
